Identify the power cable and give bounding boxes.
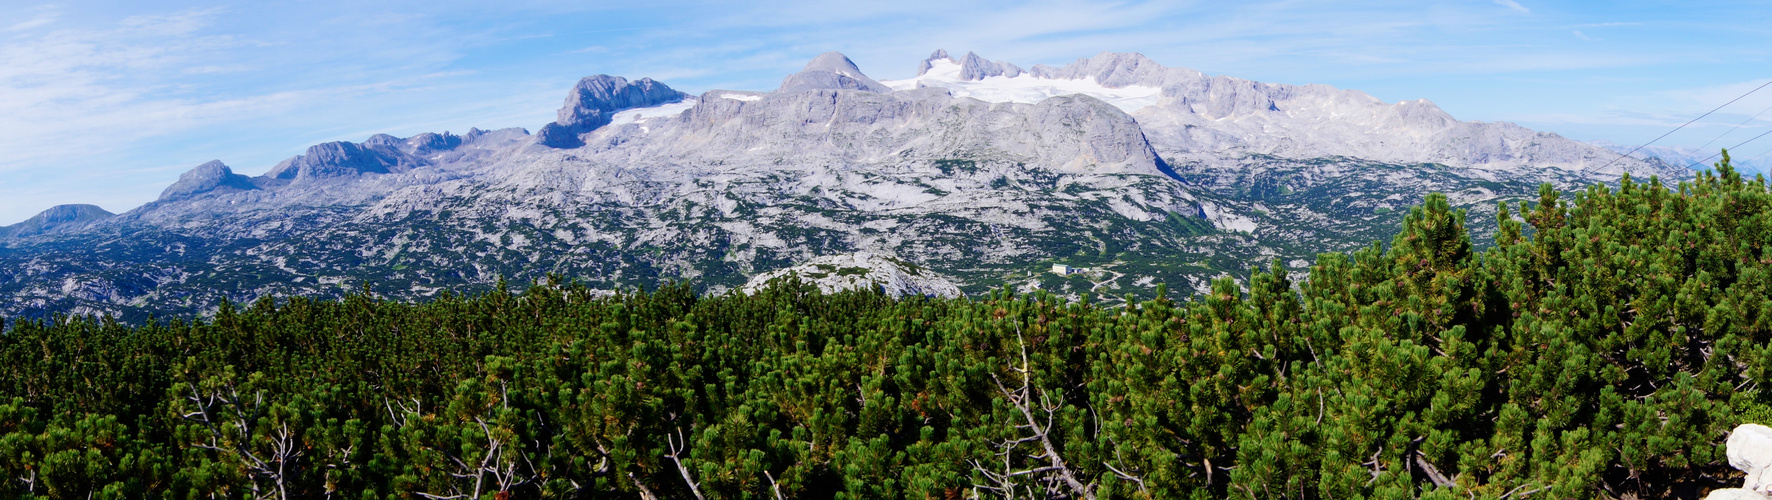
[1688,101,1772,155]
[1596,79,1772,171]
[1687,127,1772,169]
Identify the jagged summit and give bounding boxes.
[915,49,950,76]
[0,204,113,240]
[159,160,259,201]
[536,75,689,148]
[776,52,892,94]
[917,49,1024,80]
[264,140,429,182]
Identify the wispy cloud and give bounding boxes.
[1493,0,1531,14]
[0,8,265,171]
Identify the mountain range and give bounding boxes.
[0,50,1688,320]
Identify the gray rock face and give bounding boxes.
[159,160,259,201]
[0,204,113,240]
[902,50,1679,176]
[776,52,892,94]
[958,51,1024,80]
[579,86,1165,178]
[407,132,463,154]
[1029,52,1174,88]
[264,140,428,183]
[538,75,689,148]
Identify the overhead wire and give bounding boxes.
[1689,101,1772,154]
[1681,100,1772,169]
[1685,128,1772,169]
[1595,79,1772,172]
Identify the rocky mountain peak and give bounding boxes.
[957,51,1023,80]
[537,75,689,148]
[0,204,114,240]
[264,140,427,182]
[363,134,403,148]
[775,51,892,94]
[159,160,258,201]
[916,49,950,76]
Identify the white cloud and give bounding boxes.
[4,4,60,32]
[1493,0,1530,14]
[0,9,274,172]
[7,16,56,32]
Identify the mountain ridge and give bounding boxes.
[0,50,1695,320]
[890,50,1678,176]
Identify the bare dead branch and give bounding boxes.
[666,427,707,500]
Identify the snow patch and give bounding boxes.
[1200,201,1258,233]
[719,93,762,102]
[881,59,1162,113]
[608,98,699,127]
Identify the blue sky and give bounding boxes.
[2,0,1770,224]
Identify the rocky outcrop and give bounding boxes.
[263,140,429,183]
[0,204,113,240]
[776,52,892,94]
[406,131,463,155]
[1707,424,1772,499]
[537,75,689,148]
[159,160,259,201]
[1028,52,1174,88]
[741,252,963,299]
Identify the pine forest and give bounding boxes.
[2,158,1770,499]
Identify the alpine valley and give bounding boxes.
[0,50,1688,320]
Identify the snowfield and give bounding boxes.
[882,59,1163,113]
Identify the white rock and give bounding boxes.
[1730,423,1772,494]
[740,252,963,299]
[1707,488,1769,500]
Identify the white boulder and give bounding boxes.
[1732,424,1772,494]
[1711,489,1771,500]
[1709,424,1772,499]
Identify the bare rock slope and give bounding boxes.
[740,252,963,299]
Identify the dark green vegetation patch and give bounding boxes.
[1,160,1770,498]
